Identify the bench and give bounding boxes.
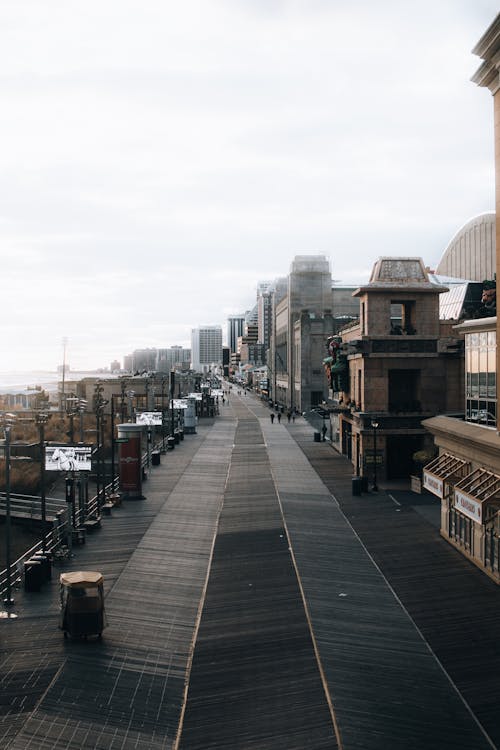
[84,517,101,532]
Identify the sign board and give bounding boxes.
[211,389,224,397]
[454,489,482,524]
[136,411,162,426]
[364,451,383,465]
[423,470,444,498]
[188,393,202,401]
[45,445,92,472]
[173,399,188,409]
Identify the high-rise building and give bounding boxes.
[191,326,223,373]
[227,315,245,354]
[156,346,191,373]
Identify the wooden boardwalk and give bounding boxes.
[0,393,498,749]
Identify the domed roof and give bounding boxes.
[436,212,495,282]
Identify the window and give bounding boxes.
[465,330,496,427]
[390,301,416,335]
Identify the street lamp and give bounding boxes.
[127,390,135,420]
[371,419,379,492]
[170,370,175,438]
[1,413,16,605]
[93,382,108,511]
[35,410,50,555]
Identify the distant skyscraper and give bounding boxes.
[191,326,223,373]
[227,315,245,354]
[156,346,191,372]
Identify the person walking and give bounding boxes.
[277,412,281,424]
[270,412,275,424]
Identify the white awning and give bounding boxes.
[423,453,469,498]
[454,468,500,524]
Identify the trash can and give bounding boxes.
[361,476,369,493]
[152,451,160,466]
[351,477,362,496]
[32,553,52,581]
[314,432,321,442]
[174,430,180,444]
[24,559,43,592]
[167,436,175,450]
[178,429,184,441]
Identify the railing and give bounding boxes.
[0,441,165,600]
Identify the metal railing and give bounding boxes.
[0,442,163,600]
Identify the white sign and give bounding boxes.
[454,489,482,523]
[45,445,92,472]
[211,389,224,397]
[423,471,444,498]
[173,399,188,409]
[188,393,202,401]
[136,411,163,426]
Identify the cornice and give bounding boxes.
[472,14,500,94]
[472,12,500,59]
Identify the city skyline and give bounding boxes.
[0,1,498,371]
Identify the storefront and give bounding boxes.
[424,453,500,581]
[423,453,470,540]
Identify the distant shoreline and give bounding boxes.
[0,370,119,394]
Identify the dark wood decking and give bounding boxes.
[295,429,500,749]
[178,410,337,749]
[1,394,498,749]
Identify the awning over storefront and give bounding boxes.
[454,468,500,524]
[423,453,469,498]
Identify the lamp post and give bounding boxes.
[161,376,167,452]
[35,410,50,555]
[127,390,135,421]
[93,382,108,511]
[2,413,16,605]
[371,419,379,492]
[170,370,175,439]
[119,377,128,423]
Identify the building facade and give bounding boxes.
[333,257,463,480]
[191,326,223,373]
[420,14,500,583]
[227,315,245,355]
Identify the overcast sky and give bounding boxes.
[0,0,498,371]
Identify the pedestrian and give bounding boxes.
[321,424,327,441]
[287,411,291,423]
[277,412,281,423]
[270,413,275,424]
[292,413,296,423]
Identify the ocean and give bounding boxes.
[0,371,116,394]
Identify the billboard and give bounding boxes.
[136,411,163,426]
[173,399,188,409]
[45,445,93,472]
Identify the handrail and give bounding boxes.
[0,438,168,600]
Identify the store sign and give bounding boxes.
[423,471,444,498]
[454,489,482,523]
